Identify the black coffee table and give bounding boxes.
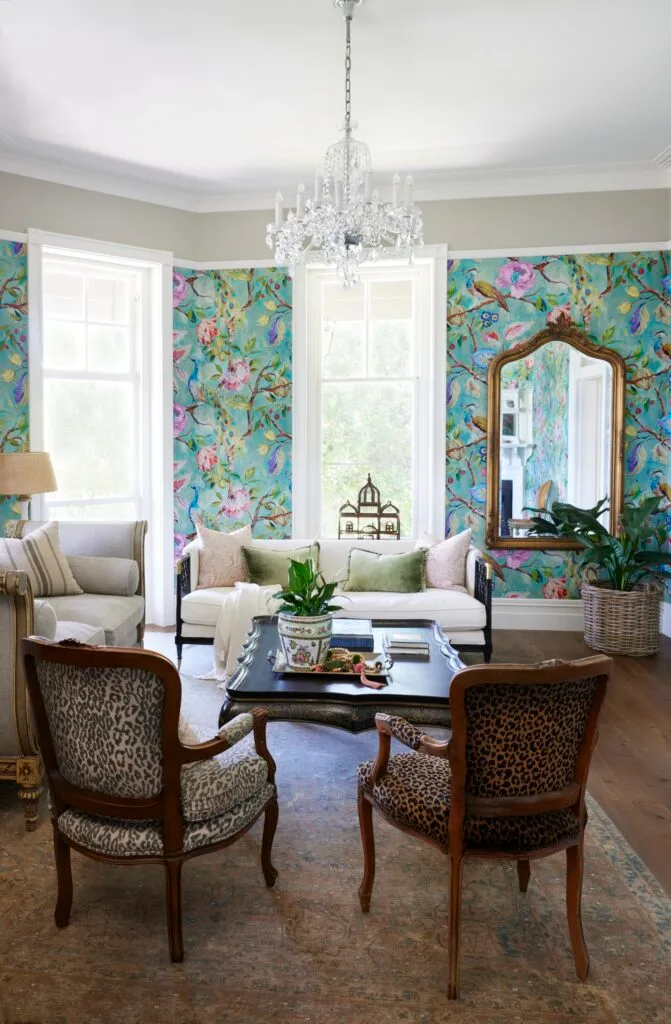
[219,616,464,733]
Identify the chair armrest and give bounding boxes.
[179,709,276,782]
[370,713,450,783]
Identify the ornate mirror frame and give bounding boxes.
[485,324,626,549]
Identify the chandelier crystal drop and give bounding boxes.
[266,0,423,287]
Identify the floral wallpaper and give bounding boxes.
[446,251,671,599]
[173,266,292,557]
[0,238,29,527]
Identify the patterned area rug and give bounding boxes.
[1,650,670,1023]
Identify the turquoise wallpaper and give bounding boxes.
[173,266,293,557]
[0,238,28,526]
[446,252,671,598]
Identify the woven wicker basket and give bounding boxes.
[581,580,663,656]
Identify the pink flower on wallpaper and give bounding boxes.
[221,487,251,518]
[220,360,251,391]
[196,445,219,472]
[503,322,529,343]
[196,317,218,346]
[173,404,188,437]
[483,331,499,344]
[503,592,525,598]
[494,261,537,298]
[172,272,187,307]
[547,303,573,326]
[505,550,532,569]
[543,577,568,599]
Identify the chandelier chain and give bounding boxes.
[344,14,352,135]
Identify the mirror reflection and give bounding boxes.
[499,340,613,538]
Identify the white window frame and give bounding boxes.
[293,247,447,540]
[27,229,174,626]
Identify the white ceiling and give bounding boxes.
[0,0,669,211]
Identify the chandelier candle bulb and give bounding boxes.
[296,184,306,218]
[274,192,284,229]
[404,175,414,207]
[392,173,401,206]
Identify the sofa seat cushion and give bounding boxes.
[181,586,235,627]
[335,588,486,630]
[54,620,106,646]
[358,754,581,853]
[46,594,144,646]
[57,782,274,856]
[180,734,269,822]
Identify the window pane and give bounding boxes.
[46,502,137,521]
[368,280,413,377]
[43,321,86,370]
[44,379,135,500]
[87,325,131,372]
[322,282,364,378]
[87,275,130,324]
[43,269,85,320]
[321,381,413,537]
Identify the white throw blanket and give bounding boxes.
[198,582,281,683]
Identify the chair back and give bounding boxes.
[448,656,610,831]
[22,639,183,820]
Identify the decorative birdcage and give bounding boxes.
[338,474,401,540]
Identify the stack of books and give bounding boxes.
[384,631,430,658]
[330,617,375,652]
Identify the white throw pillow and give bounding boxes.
[196,522,252,589]
[416,529,472,590]
[0,521,83,597]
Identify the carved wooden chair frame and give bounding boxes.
[357,655,611,999]
[22,638,278,962]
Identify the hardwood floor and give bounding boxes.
[491,630,671,898]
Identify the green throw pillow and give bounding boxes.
[341,548,427,593]
[241,544,320,588]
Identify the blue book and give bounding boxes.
[330,617,375,651]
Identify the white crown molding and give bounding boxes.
[0,150,669,214]
[0,228,28,242]
[492,597,584,632]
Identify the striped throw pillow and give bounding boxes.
[0,521,83,597]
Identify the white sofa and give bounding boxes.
[175,537,492,664]
[4,520,148,647]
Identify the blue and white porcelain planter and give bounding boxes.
[277,612,333,668]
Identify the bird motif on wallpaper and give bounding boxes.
[650,471,671,505]
[464,404,488,434]
[472,280,509,311]
[187,358,204,404]
[187,484,202,533]
[626,442,647,476]
[651,329,671,361]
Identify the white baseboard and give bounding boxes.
[663,602,671,639]
[493,597,584,631]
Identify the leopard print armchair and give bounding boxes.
[356,655,612,999]
[21,637,279,962]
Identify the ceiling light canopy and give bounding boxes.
[266,0,423,286]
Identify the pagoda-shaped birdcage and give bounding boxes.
[338,474,401,540]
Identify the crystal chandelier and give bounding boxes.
[266,0,423,287]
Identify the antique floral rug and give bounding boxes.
[1,649,670,1024]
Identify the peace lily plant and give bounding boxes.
[275,558,343,669]
[524,496,671,655]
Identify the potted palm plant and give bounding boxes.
[275,558,343,668]
[524,496,671,656]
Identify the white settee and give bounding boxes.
[175,537,492,665]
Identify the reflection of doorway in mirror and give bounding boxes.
[567,350,612,516]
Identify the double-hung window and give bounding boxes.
[302,260,443,539]
[38,252,146,520]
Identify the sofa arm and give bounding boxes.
[34,599,57,640]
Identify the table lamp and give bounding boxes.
[0,451,57,518]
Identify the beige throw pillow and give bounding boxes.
[0,521,83,597]
[416,529,472,590]
[196,522,252,589]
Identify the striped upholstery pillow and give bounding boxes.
[0,521,83,597]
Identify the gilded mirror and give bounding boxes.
[485,324,625,549]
